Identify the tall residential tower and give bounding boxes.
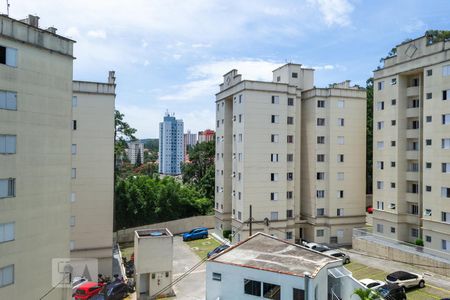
[159,112,184,175]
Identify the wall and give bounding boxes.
[116,215,215,244]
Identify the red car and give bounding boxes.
[74,282,105,300]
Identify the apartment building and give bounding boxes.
[214,64,366,244]
[184,130,197,160]
[198,129,215,143]
[159,112,184,175]
[373,34,450,252]
[127,140,144,165]
[71,74,115,277]
[0,15,74,299]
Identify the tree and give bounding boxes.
[366,78,373,195]
[352,288,379,300]
[135,148,142,167]
[114,110,137,166]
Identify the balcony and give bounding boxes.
[399,213,420,224]
[407,86,419,97]
[406,171,418,181]
[406,107,420,118]
[405,192,419,203]
[406,129,419,139]
[406,150,419,160]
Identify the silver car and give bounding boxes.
[386,271,425,289]
[322,250,351,264]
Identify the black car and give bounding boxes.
[207,244,230,258]
[90,282,128,300]
[377,283,407,300]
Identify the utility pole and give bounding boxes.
[249,204,252,236]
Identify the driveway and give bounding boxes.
[172,235,206,300]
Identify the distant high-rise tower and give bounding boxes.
[159,112,184,175]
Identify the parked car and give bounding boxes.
[386,271,425,289]
[207,244,230,258]
[74,281,105,300]
[72,277,88,297]
[182,227,208,241]
[301,242,330,252]
[376,283,407,300]
[90,282,128,300]
[359,278,386,290]
[322,250,351,264]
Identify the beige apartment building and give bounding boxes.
[0,15,74,299]
[71,75,115,277]
[373,35,450,252]
[215,64,366,245]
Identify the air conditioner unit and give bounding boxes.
[389,203,396,209]
[424,209,432,216]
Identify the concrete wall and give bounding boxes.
[116,215,215,244]
[353,237,450,277]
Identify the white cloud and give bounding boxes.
[143,60,150,66]
[307,0,354,27]
[87,29,107,39]
[141,40,149,48]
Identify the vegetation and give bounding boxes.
[185,237,221,259]
[114,110,137,164]
[415,239,424,247]
[366,78,373,194]
[352,288,378,300]
[425,30,450,45]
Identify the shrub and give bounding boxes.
[415,239,424,247]
[223,230,232,240]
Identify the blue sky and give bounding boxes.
[14,0,450,138]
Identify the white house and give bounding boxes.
[206,232,365,300]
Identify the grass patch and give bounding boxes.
[184,237,221,259]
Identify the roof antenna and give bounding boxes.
[6,0,10,16]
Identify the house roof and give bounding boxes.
[209,232,340,278]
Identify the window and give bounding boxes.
[426,116,432,123]
[316,229,324,236]
[443,163,450,173]
[270,192,278,201]
[391,140,396,147]
[270,173,279,182]
[391,120,396,126]
[411,228,419,238]
[287,154,293,162]
[244,279,261,296]
[287,116,294,125]
[271,115,279,123]
[287,210,293,218]
[238,192,241,199]
[316,172,325,180]
[337,154,344,162]
[271,153,279,162]
[72,96,77,107]
[0,222,14,243]
[286,231,293,239]
[427,69,433,76]
[444,90,450,100]
[0,45,17,67]
[287,172,293,181]
[442,240,450,250]
[288,98,294,106]
[377,121,384,130]
[337,208,344,216]
[424,139,431,146]
[376,201,384,210]
[0,135,16,154]
[317,136,325,144]
[377,81,384,90]
[238,134,243,142]
[263,282,281,300]
[391,182,396,188]
[286,191,293,199]
[391,161,396,167]
[239,95,242,103]
[239,114,242,122]
[442,114,450,124]
[0,91,17,110]
[271,96,279,104]
[72,120,77,130]
[0,265,14,287]
[292,72,298,78]
[238,211,242,220]
[443,138,450,149]
[409,99,420,108]
[377,141,384,149]
[212,272,221,281]
[442,187,450,198]
[216,120,219,128]
[377,161,384,170]
[317,208,325,216]
[426,93,432,100]
[337,190,344,198]
[270,212,278,221]
[317,100,325,108]
[337,136,344,145]
[391,78,397,85]
[238,153,243,161]
[391,99,396,105]
[337,100,345,108]
[426,162,432,169]
[70,216,76,227]
[276,76,281,82]
[271,134,279,143]
[391,227,396,233]
[338,118,344,126]
[317,190,325,198]
[317,154,325,162]
[443,65,450,76]
[377,181,384,189]
[442,212,450,223]
[0,178,15,198]
[70,192,76,203]
[426,235,432,243]
[71,144,77,155]
[337,172,344,181]
[287,135,294,143]
[317,118,325,126]
[376,224,384,233]
[410,204,419,215]
[71,168,76,179]
[376,101,384,110]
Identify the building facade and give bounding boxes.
[127,140,144,165]
[184,130,197,160]
[198,129,215,143]
[71,74,116,277]
[214,64,366,245]
[0,15,74,299]
[159,112,184,175]
[373,35,450,252]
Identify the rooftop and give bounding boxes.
[210,232,340,278]
[135,228,173,238]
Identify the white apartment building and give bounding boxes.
[0,15,74,299]
[71,74,116,277]
[159,112,184,175]
[127,140,144,165]
[215,64,366,245]
[373,34,450,252]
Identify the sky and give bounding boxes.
[11,0,450,138]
